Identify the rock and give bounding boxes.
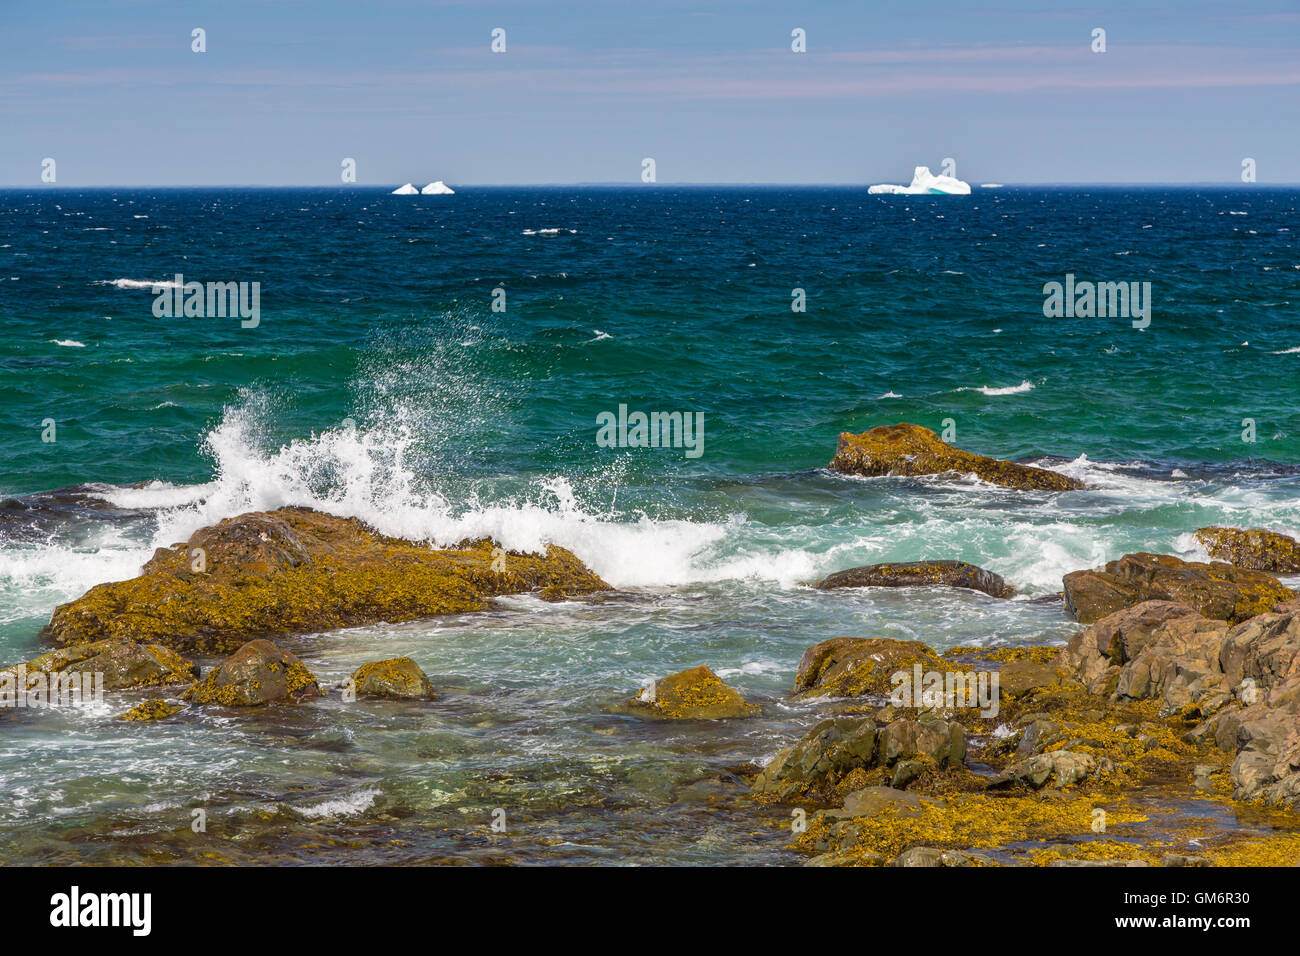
[1162,853,1211,867]
[1047,859,1149,867]
[1059,600,1203,687]
[828,423,1083,492]
[623,665,759,719]
[184,639,321,706]
[890,847,991,867]
[1015,719,1061,757]
[816,560,1013,598]
[1223,675,1300,808]
[349,657,435,699]
[756,717,878,796]
[43,507,610,654]
[1062,553,1293,625]
[755,715,964,797]
[1195,527,1300,573]
[115,699,184,721]
[1114,616,1232,714]
[1218,610,1300,692]
[988,750,1110,790]
[0,639,197,694]
[836,786,925,818]
[794,637,946,699]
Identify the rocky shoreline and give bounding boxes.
[6,424,1300,866]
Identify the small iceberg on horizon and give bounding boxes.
[391,183,419,195]
[869,166,971,196]
[421,181,455,195]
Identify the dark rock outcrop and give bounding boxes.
[817,560,1013,598]
[828,423,1083,492]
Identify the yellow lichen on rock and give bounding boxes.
[624,665,760,719]
[43,507,610,654]
[828,423,1083,491]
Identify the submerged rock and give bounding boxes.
[828,423,1082,492]
[794,637,946,699]
[185,639,321,706]
[349,657,435,700]
[623,665,759,719]
[1195,526,1300,573]
[44,506,610,654]
[1,639,197,693]
[817,560,1012,598]
[1062,552,1293,625]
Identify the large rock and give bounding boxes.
[623,665,759,719]
[0,639,197,695]
[1059,600,1203,692]
[44,507,610,654]
[349,657,435,700]
[754,715,965,797]
[1062,553,1293,625]
[185,639,321,706]
[828,423,1082,492]
[1113,616,1233,714]
[794,637,946,699]
[817,560,1012,598]
[1216,676,1300,808]
[1195,527,1300,573]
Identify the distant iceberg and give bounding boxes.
[391,183,418,195]
[421,181,455,195]
[869,166,971,196]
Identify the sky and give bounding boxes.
[2,0,1299,185]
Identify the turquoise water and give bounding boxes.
[0,186,1297,863]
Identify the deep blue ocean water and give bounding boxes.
[0,185,1297,863]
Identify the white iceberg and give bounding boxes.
[421,181,455,195]
[868,166,971,196]
[391,183,418,195]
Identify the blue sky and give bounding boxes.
[3,0,1298,185]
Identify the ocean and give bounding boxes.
[1,185,1297,863]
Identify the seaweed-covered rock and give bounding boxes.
[0,639,197,693]
[1062,553,1293,625]
[44,506,610,654]
[115,698,184,721]
[817,560,1012,598]
[794,637,946,699]
[754,715,965,798]
[1195,527,1300,573]
[828,423,1082,492]
[349,657,435,700]
[185,639,321,706]
[623,665,759,719]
